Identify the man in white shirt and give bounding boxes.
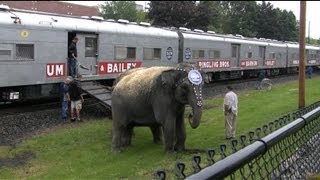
[223,86,238,139]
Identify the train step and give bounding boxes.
[80,81,112,109]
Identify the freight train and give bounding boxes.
[0,4,319,103]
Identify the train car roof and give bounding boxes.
[0,8,178,38]
[182,31,288,47]
[306,45,320,50]
[0,6,319,50]
[287,43,320,50]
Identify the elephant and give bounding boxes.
[111,63,205,153]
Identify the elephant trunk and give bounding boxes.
[188,103,202,129]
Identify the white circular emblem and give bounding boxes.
[188,70,202,85]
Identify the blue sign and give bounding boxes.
[185,48,191,60]
[166,47,173,60]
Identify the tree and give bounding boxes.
[198,1,224,33]
[100,1,143,22]
[136,10,147,23]
[306,37,320,45]
[220,1,258,37]
[256,1,277,39]
[256,2,298,41]
[189,2,212,31]
[147,1,197,28]
[284,11,298,41]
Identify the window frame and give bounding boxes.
[143,47,162,60]
[15,43,34,61]
[85,37,97,57]
[192,49,205,59]
[114,46,136,60]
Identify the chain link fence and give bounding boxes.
[155,101,320,180]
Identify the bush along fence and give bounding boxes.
[154,101,320,180]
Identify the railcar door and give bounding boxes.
[259,46,266,66]
[231,44,240,67]
[75,33,98,76]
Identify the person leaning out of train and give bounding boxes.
[60,76,73,122]
[68,36,79,78]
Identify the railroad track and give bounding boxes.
[201,73,305,98]
[0,97,99,116]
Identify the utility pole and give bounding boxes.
[308,21,310,44]
[299,1,306,109]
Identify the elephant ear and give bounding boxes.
[198,69,210,84]
[161,69,186,88]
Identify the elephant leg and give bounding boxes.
[150,125,163,145]
[111,107,128,153]
[162,114,176,153]
[121,125,134,146]
[111,123,123,153]
[174,109,186,151]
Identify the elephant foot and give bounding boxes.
[153,139,163,145]
[111,147,121,154]
[164,145,176,154]
[165,149,177,154]
[174,144,185,152]
[122,140,132,146]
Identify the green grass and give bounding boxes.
[0,76,319,179]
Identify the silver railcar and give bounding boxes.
[0,5,179,102]
[0,4,319,102]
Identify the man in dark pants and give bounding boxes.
[307,66,313,79]
[60,76,72,122]
[256,69,265,90]
[68,36,79,78]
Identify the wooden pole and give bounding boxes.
[308,21,310,44]
[299,1,306,108]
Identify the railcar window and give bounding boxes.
[291,53,296,59]
[154,48,161,59]
[0,50,11,61]
[209,50,221,59]
[85,37,97,57]
[247,52,252,59]
[269,52,276,59]
[16,44,34,60]
[127,47,136,59]
[0,50,11,56]
[317,51,320,58]
[115,46,126,60]
[143,48,161,60]
[214,50,220,59]
[310,53,316,59]
[308,50,317,59]
[277,53,282,59]
[209,50,214,59]
[115,46,136,60]
[192,50,205,59]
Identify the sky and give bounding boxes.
[64,1,320,39]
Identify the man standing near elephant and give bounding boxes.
[223,85,238,139]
